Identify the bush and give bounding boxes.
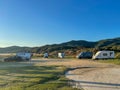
[115,53,120,59]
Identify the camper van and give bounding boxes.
[76,52,93,59]
[58,53,65,58]
[16,52,32,60]
[44,53,48,58]
[92,51,115,60]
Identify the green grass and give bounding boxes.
[99,59,120,65]
[0,62,80,90]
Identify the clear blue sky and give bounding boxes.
[0,0,120,47]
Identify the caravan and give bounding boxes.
[16,52,32,60]
[58,53,65,58]
[92,51,115,60]
[44,53,49,58]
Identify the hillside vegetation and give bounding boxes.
[0,46,31,53]
[0,37,120,57]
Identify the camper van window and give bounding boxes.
[103,53,107,56]
[110,52,113,56]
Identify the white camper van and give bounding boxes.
[58,53,65,58]
[92,51,115,60]
[44,53,48,58]
[16,52,32,60]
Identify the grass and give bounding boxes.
[0,62,80,90]
[99,59,120,65]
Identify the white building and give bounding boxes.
[92,51,115,60]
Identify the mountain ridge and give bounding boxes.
[0,37,120,53]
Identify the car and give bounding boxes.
[77,52,93,59]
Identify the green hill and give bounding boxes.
[0,37,120,54]
[0,46,31,53]
[31,37,120,54]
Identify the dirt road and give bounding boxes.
[32,58,120,90]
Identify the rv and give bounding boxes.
[58,53,65,58]
[16,52,32,60]
[44,53,48,58]
[76,52,93,59]
[92,51,115,60]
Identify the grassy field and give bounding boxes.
[99,59,120,65]
[0,62,80,90]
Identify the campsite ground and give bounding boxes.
[32,58,120,90]
[0,58,120,90]
[0,60,80,90]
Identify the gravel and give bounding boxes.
[66,67,120,90]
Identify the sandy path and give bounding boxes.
[64,60,120,90]
[31,58,120,90]
[31,58,115,68]
[66,67,120,90]
[1,58,119,90]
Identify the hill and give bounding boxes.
[0,46,31,53]
[31,37,120,54]
[0,37,120,54]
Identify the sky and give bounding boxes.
[0,0,120,47]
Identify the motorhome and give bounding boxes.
[44,53,48,58]
[76,52,93,59]
[58,53,65,58]
[16,52,32,60]
[92,51,115,60]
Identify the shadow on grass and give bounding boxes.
[0,65,66,85]
[0,63,82,90]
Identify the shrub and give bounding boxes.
[115,53,120,59]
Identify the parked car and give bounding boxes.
[76,52,93,59]
[4,52,32,62]
[4,56,24,62]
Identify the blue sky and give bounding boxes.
[0,0,120,47]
